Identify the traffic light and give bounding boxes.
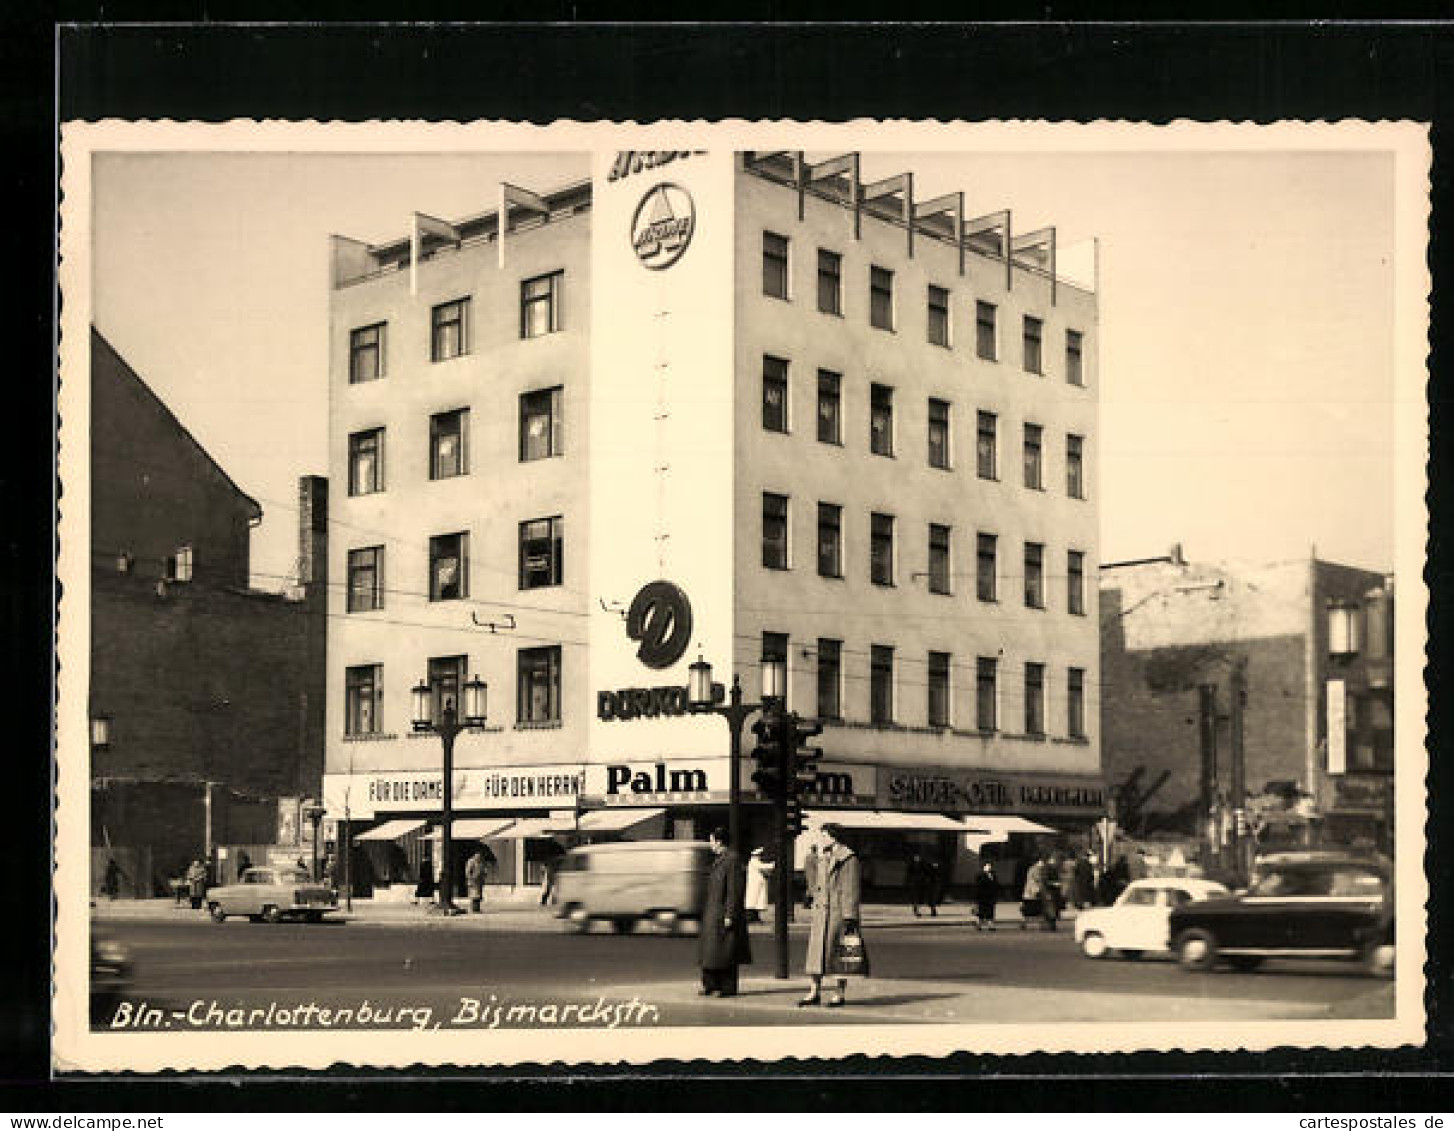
[750,714,786,798]
[785,799,806,838]
[791,717,824,794]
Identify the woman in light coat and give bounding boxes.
[800,826,869,1008]
[744,847,773,923]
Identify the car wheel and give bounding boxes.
[1363,941,1395,977]
[208,903,227,923]
[650,910,679,934]
[304,911,324,924]
[1079,931,1109,959]
[261,905,282,924]
[1227,955,1263,972]
[564,905,588,932]
[610,917,634,934]
[1176,929,1219,971]
[1120,949,1144,961]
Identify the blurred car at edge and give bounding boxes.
[1074,877,1231,959]
[551,840,711,934]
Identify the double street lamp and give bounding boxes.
[411,673,489,916]
[684,653,786,877]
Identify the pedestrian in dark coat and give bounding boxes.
[908,851,940,917]
[802,844,820,908]
[972,861,999,928]
[1072,852,1095,909]
[102,858,121,900]
[465,849,489,914]
[698,827,751,996]
[801,826,868,1007]
[186,859,208,910]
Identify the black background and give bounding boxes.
[8,13,1452,1111]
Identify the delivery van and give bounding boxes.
[551,840,712,934]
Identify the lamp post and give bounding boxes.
[686,653,785,854]
[411,673,489,915]
[302,800,326,882]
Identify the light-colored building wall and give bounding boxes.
[731,162,1100,778]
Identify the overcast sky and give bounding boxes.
[90,142,1403,589]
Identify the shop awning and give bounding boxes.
[960,816,1057,836]
[577,807,666,833]
[423,818,517,841]
[354,819,428,842]
[804,810,968,833]
[498,816,577,838]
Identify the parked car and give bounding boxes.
[205,866,338,923]
[1074,877,1231,959]
[1168,851,1394,975]
[551,840,711,934]
[90,929,132,1023]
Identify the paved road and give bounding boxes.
[92,915,1396,1031]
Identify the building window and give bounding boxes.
[520,270,563,339]
[349,323,385,384]
[928,523,952,595]
[762,631,789,676]
[520,387,563,461]
[519,516,564,589]
[977,533,998,602]
[976,411,998,480]
[928,651,952,729]
[1023,315,1043,374]
[818,502,843,579]
[1024,542,1045,609]
[976,301,997,361]
[817,638,842,720]
[763,492,790,570]
[428,655,467,727]
[166,545,194,583]
[1067,434,1086,499]
[817,249,842,316]
[762,355,789,433]
[345,664,382,736]
[928,398,951,470]
[976,657,998,732]
[763,231,790,299]
[431,297,470,362]
[871,645,895,725]
[818,369,842,444]
[429,532,469,601]
[870,383,894,456]
[518,646,561,725]
[347,546,384,612]
[1023,423,1044,490]
[1066,329,1085,386]
[870,512,895,586]
[348,428,384,496]
[1025,663,1046,736]
[1068,667,1086,738]
[430,408,469,480]
[870,266,895,330]
[1067,550,1086,616]
[927,285,951,347]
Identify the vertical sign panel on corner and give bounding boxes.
[589,150,737,773]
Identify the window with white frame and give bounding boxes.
[763,493,790,570]
[347,546,384,612]
[430,408,469,480]
[871,645,895,724]
[763,232,790,299]
[520,271,563,338]
[431,297,470,362]
[762,355,789,433]
[345,664,382,736]
[518,646,561,724]
[519,516,564,589]
[928,651,952,728]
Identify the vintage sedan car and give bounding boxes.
[1074,877,1230,959]
[206,866,338,923]
[1168,851,1394,974]
[90,930,132,1022]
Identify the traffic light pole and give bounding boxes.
[774,709,794,980]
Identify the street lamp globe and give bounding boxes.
[410,680,433,732]
[462,674,489,729]
[687,655,714,710]
[761,655,787,705]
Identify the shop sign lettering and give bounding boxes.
[608,151,697,183]
[606,762,709,796]
[885,771,1103,814]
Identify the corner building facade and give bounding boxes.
[324,152,1102,897]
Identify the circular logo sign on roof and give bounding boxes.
[630,183,696,270]
[626,580,694,670]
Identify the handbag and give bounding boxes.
[833,925,868,976]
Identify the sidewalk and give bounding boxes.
[91,896,1075,932]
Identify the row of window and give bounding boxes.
[344,647,562,734]
[763,495,1089,612]
[346,387,563,496]
[762,232,1086,383]
[347,271,564,383]
[347,516,564,610]
[343,645,1088,740]
[765,362,1086,495]
[765,633,1087,738]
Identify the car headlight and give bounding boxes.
[95,939,129,965]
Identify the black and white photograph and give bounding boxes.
[53,119,1428,1073]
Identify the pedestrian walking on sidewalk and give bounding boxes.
[102,857,121,900]
[1072,851,1095,910]
[973,861,999,929]
[801,826,869,1008]
[908,851,940,917]
[698,828,751,997]
[186,858,208,910]
[465,849,489,914]
[802,844,820,909]
[744,847,772,924]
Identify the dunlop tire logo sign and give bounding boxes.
[630,183,695,270]
[625,580,694,669]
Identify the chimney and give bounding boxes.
[297,476,329,590]
[1168,543,1185,567]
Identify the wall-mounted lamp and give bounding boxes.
[90,715,112,751]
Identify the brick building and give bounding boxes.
[89,329,328,894]
[1099,548,1394,857]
